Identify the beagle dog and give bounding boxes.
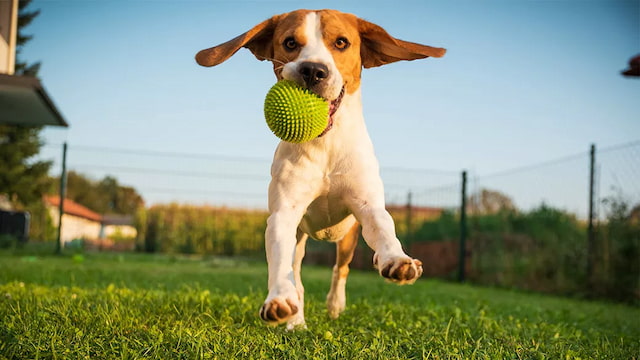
[196,9,445,329]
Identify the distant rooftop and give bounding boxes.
[44,196,101,222]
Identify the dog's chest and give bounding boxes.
[300,194,356,241]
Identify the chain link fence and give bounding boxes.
[35,140,639,301]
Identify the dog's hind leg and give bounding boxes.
[286,229,308,330]
[326,222,360,319]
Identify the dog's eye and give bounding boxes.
[283,37,298,51]
[335,37,350,50]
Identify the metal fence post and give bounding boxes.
[458,170,468,282]
[587,143,596,289]
[406,191,413,243]
[55,142,67,255]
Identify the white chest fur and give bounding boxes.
[269,89,384,241]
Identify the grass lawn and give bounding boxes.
[0,251,638,359]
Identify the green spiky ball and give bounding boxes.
[264,80,329,143]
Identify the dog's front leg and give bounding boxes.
[259,208,303,325]
[354,205,423,284]
[260,147,324,327]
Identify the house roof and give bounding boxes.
[44,196,102,222]
[0,73,68,127]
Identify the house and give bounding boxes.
[1,0,68,127]
[100,214,137,240]
[44,196,102,243]
[43,196,138,249]
[1,0,68,243]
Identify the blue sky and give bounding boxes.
[22,0,640,211]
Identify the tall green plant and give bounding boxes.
[140,204,268,256]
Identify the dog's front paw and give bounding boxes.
[260,297,299,324]
[373,253,423,285]
[259,284,300,324]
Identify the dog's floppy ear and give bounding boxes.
[196,16,280,67]
[358,19,446,69]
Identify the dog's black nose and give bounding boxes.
[299,62,329,87]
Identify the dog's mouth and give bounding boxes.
[318,86,345,138]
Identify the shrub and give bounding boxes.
[0,234,18,249]
[413,210,459,241]
[597,194,640,302]
[414,204,588,295]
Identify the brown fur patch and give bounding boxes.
[318,10,362,94]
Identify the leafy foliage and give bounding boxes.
[0,1,56,243]
[468,205,587,295]
[14,0,41,76]
[595,193,640,301]
[61,171,144,215]
[413,202,639,302]
[0,126,52,207]
[414,210,460,241]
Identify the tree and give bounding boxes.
[468,188,516,215]
[0,127,52,207]
[0,1,56,241]
[15,0,41,76]
[0,1,50,208]
[64,171,103,210]
[110,184,145,215]
[63,171,144,215]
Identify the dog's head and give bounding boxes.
[196,9,445,103]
